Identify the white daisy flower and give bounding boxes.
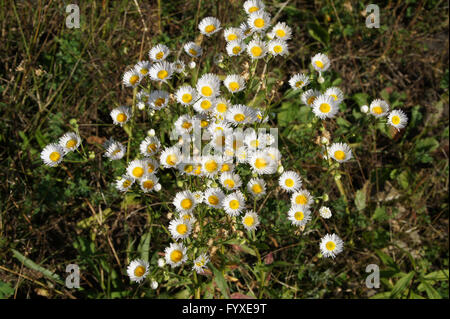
[41,143,65,167]
[168,217,193,241]
[110,105,132,126]
[267,39,289,56]
[247,10,271,33]
[255,110,269,123]
[272,21,292,40]
[126,159,147,180]
[122,69,141,88]
[247,178,266,198]
[201,156,222,177]
[242,211,260,231]
[388,109,408,130]
[172,60,185,73]
[226,40,246,57]
[213,98,231,119]
[160,146,182,168]
[177,162,195,175]
[279,171,302,192]
[198,17,221,36]
[235,146,251,164]
[140,174,161,193]
[136,90,150,107]
[173,190,197,213]
[104,138,126,160]
[325,87,344,104]
[197,73,221,98]
[289,73,310,90]
[248,151,277,174]
[319,206,332,219]
[226,104,256,125]
[139,136,160,157]
[219,161,235,173]
[220,172,242,191]
[247,39,267,59]
[291,189,313,207]
[175,85,197,106]
[301,89,321,107]
[134,61,151,77]
[145,157,159,175]
[311,53,331,72]
[164,242,188,268]
[193,191,204,204]
[328,142,352,163]
[58,132,81,153]
[193,253,209,274]
[222,191,246,216]
[240,22,254,38]
[224,74,246,94]
[191,163,203,177]
[149,44,170,62]
[193,97,216,114]
[127,259,149,283]
[288,205,312,227]
[148,90,170,110]
[369,99,390,117]
[179,211,197,225]
[149,61,173,82]
[174,115,194,134]
[116,175,135,192]
[204,187,225,208]
[312,94,339,119]
[224,27,244,42]
[184,42,203,58]
[320,233,344,258]
[244,0,265,14]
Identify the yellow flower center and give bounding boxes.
[182,121,192,130]
[143,180,154,189]
[147,164,155,173]
[251,46,263,57]
[181,198,192,210]
[294,211,304,221]
[295,81,304,88]
[140,68,148,75]
[285,178,294,187]
[182,93,192,103]
[227,34,237,41]
[123,180,132,188]
[326,241,336,251]
[194,165,202,175]
[224,179,235,189]
[201,86,213,97]
[154,98,165,108]
[229,82,240,91]
[166,154,177,166]
[252,184,263,194]
[319,103,331,113]
[232,46,241,55]
[330,94,338,101]
[170,250,183,262]
[273,45,283,53]
[254,18,265,28]
[66,139,77,149]
[234,113,245,122]
[392,115,400,125]
[244,216,254,227]
[132,166,144,178]
[205,24,216,33]
[134,265,146,277]
[201,120,209,128]
[249,6,259,13]
[307,96,316,105]
[255,157,267,169]
[221,163,230,172]
[201,99,212,110]
[295,195,307,205]
[129,75,139,85]
[184,164,193,173]
[315,60,324,69]
[276,29,286,37]
[176,224,188,235]
[157,70,168,79]
[334,150,346,160]
[208,195,219,205]
[229,199,240,209]
[117,113,127,123]
[189,48,198,56]
[155,51,164,60]
[147,143,157,153]
[49,151,61,162]
[373,106,383,114]
[205,160,218,173]
[250,140,259,148]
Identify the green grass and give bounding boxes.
[0,0,448,299]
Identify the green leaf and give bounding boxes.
[138,231,151,262]
[11,249,64,285]
[390,271,414,299]
[397,170,409,190]
[355,188,366,211]
[0,281,14,298]
[372,206,388,221]
[421,282,442,299]
[376,250,398,270]
[370,291,391,299]
[352,92,369,107]
[423,269,449,281]
[210,264,229,298]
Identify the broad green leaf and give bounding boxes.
[423,269,449,281]
[390,271,414,299]
[420,282,442,299]
[138,231,151,262]
[210,264,229,298]
[0,281,14,298]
